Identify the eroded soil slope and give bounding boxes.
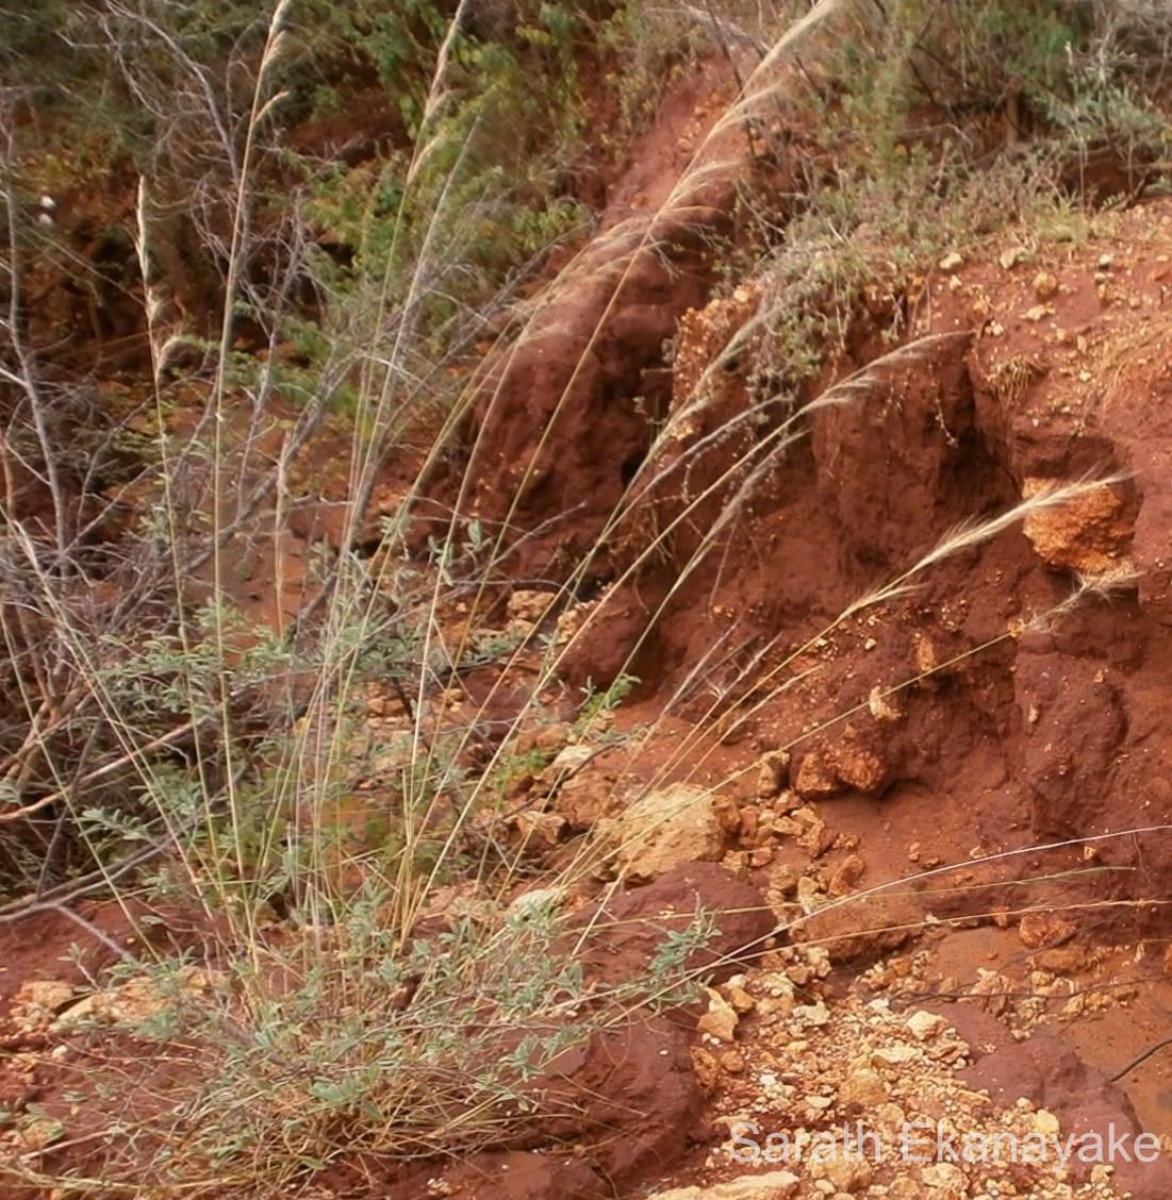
[556,199,1172,937]
[413,174,1172,1195]
[5,35,1172,1200]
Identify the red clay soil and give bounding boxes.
[426,54,769,584]
[404,120,1172,1191]
[8,38,1172,1200]
[328,865,774,1199]
[554,198,1172,944]
[940,1001,1172,1199]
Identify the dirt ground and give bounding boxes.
[5,41,1172,1200]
